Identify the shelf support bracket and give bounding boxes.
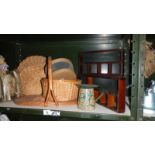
[131,34,145,120]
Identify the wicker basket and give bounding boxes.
[41,78,81,102]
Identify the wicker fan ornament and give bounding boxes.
[17,56,46,96]
[18,55,46,73]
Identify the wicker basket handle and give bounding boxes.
[44,57,59,106]
[48,57,53,89]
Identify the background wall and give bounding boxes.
[0,34,123,73]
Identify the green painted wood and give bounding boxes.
[130,35,145,121]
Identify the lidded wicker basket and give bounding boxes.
[42,57,80,103]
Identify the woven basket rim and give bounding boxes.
[52,58,73,68]
[53,79,81,83]
[42,78,80,83]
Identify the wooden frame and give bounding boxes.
[78,49,125,113]
[78,49,124,79]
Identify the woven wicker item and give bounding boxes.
[144,49,155,78]
[44,58,76,80]
[43,57,81,106]
[52,69,76,80]
[14,57,80,106]
[41,78,81,102]
[143,41,155,78]
[19,66,46,95]
[17,56,46,95]
[18,55,46,73]
[52,58,74,71]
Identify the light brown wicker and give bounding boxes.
[144,49,155,78]
[17,55,46,73]
[17,56,46,96]
[43,57,80,105]
[52,69,76,80]
[42,78,81,102]
[143,41,155,78]
[19,66,46,95]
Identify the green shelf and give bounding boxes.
[0,101,131,121]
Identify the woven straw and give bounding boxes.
[17,56,46,95]
[19,65,46,95]
[18,55,46,73]
[41,78,81,102]
[144,49,155,78]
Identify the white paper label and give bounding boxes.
[43,110,61,116]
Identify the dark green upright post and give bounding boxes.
[15,42,22,66]
[131,34,145,120]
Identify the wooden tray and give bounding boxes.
[14,95,77,107]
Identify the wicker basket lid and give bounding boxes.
[44,58,76,80]
[52,58,74,70]
[53,68,76,80]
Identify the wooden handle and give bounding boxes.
[45,57,59,106]
[47,57,52,89]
